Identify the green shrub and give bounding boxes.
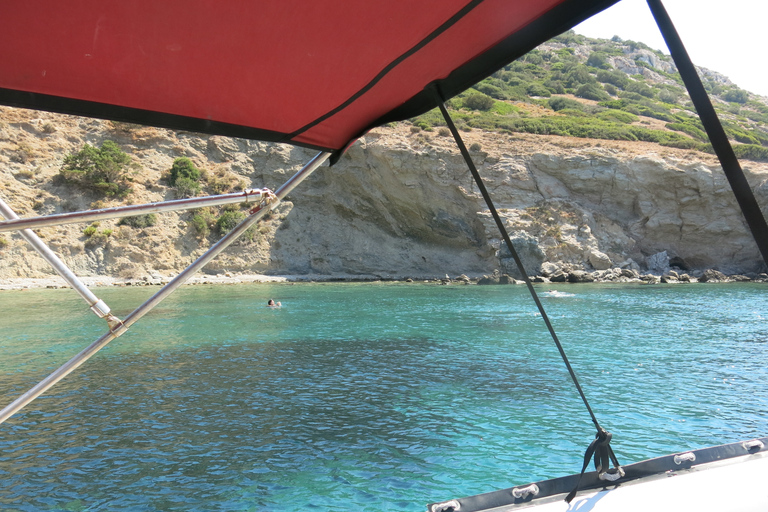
[190,208,216,238]
[0,236,9,250]
[118,213,158,228]
[83,224,98,237]
[544,80,565,94]
[464,93,495,111]
[596,70,628,88]
[191,214,210,237]
[563,64,596,88]
[558,108,589,117]
[168,157,201,187]
[658,88,681,104]
[625,81,656,98]
[598,110,638,124]
[174,177,201,198]
[723,88,749,104]
[575,83,610,101]
[216,210,246,235]
[59,141,132,197]
[598,99,626,110]
[526,83,551,97]
[549,97,583,111]
[475,82,507,99]
[733,144,768,162]
[666,122,708,141]
[586,51,610,69]
[491,101,520,116]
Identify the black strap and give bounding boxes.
[431,87,620,502]
[432,86,604,432]
[564,428,620,503]
[647,0,768,269]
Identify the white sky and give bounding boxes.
[574,0,768,97]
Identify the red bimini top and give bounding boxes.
[0,0,619,155]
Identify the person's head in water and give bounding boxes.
[268,299,275,306]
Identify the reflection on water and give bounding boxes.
[0,282,766,511]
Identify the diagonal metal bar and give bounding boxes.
[0,197,118,325]
[0,189,272,233]
[0,151,330,425]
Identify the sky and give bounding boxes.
[574,0,768,97]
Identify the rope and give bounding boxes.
[431,86,621,502]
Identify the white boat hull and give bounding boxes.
[429,439,768,512]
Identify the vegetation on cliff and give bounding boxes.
[413,31,768,161]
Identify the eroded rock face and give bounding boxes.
[0,107,766,280]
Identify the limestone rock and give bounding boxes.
[588,249,612,270]
[699,269,728,282]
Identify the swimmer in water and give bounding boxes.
[267,299,282,308]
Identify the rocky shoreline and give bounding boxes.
[2,266,765,291]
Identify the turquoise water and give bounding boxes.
[0,282,766,511]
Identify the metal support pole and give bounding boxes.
[0,188,272,233]
[0,197,118,325]
[0,151,330,425]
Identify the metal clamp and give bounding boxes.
[674,452,696,465]
[512,484,539,499]
[599,467,625,481]
[430,499,460,512]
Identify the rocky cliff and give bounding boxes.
[1,106,767,282]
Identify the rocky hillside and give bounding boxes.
[1,104,767,283]
[414,31,768,162]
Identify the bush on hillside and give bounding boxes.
[168,157,201,187]
[59,141,132,197]
[625,81,656,99]
[596,69,628,89]
[174,177,201,198]
[575,83,610,101]
[723,88,749,104]
[733,144,768,162]
[549,97,583,112]
[526,83,551,97]
[665,122,708,141]
[118,213,158,228]
[464,93,495,111]
[586,51,610,70]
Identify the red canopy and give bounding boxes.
[0,0,619,154]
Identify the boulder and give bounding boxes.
[549,270,568,283]
[499,232,544,279]
[498,274,517,284]
[647,251,669,273]
[567,270,594,283]
[699,269,728,282]
[588,249,612,270]
[478,274,500,285]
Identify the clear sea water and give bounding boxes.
[0,282,766,511]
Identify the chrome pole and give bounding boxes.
[0,151,330,425]
[0,197,117,323]
[0,189,272,233]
